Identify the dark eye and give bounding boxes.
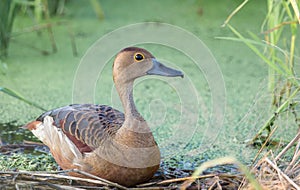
[134,53,144,61]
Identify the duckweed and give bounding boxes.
[0,153,58,171]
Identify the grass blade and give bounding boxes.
[227,24,293,78]
[0,86,47,111]
[90,0,104,20]
[180,157,263,190]
[222,0,249,27]
[216,36,269,47]
[290,0,300,24]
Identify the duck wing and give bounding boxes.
[36,104,125,153]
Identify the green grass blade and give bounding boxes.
[227,24,293,78]
[252,86,300,141]
[216,36,269,47]
[247,31,261,42]
[222,0,249,27]
[0,87,47,111]
[290,0,300,24]
[180,157,263,190]
[216,36,289,64]
[90,0,104,20]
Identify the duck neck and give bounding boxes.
[116,81,142,120]
[115,80,154,143]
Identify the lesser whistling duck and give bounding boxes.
[23,47,184,187]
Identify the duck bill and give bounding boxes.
[146,59,184,78]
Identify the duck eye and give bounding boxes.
[134,53,144,61]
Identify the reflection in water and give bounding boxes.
[0,122,49,155]
[0,122,28,144]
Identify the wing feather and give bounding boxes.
[36,104,125,153]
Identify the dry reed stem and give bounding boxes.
[262,21,298,34]
[265,158,300,190]
[252,125,279,164]
[0,168,244,189]
[137,173,240,187]
[222,0,249,27]
[244,131,300,190]
[0,170,128,190]
[275,131,300,161]
[2,136,300,189]
[285,133,300,172]
[180,157,259,190]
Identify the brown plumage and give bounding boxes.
[23,47,183,187]
[35,104,124,153]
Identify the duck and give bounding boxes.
[23,47,184,187]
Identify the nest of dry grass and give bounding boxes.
[242,131,300,190]
[0,169,243,190]
[0,132,299,190]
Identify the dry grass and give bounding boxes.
[241,131,300,190]
[0,133,299,189]
[0,169,244,190]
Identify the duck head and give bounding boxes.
[113,47,184,83]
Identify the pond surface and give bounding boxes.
[1,0,299,171]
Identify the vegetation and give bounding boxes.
[219,0,300,189]
[0,87,46,111]
[221,0,300,141]
[0,153,57,171]
[0,0,17,58]
[0,0,299,189]
[0,0,57,112]
[0,0,103,111]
